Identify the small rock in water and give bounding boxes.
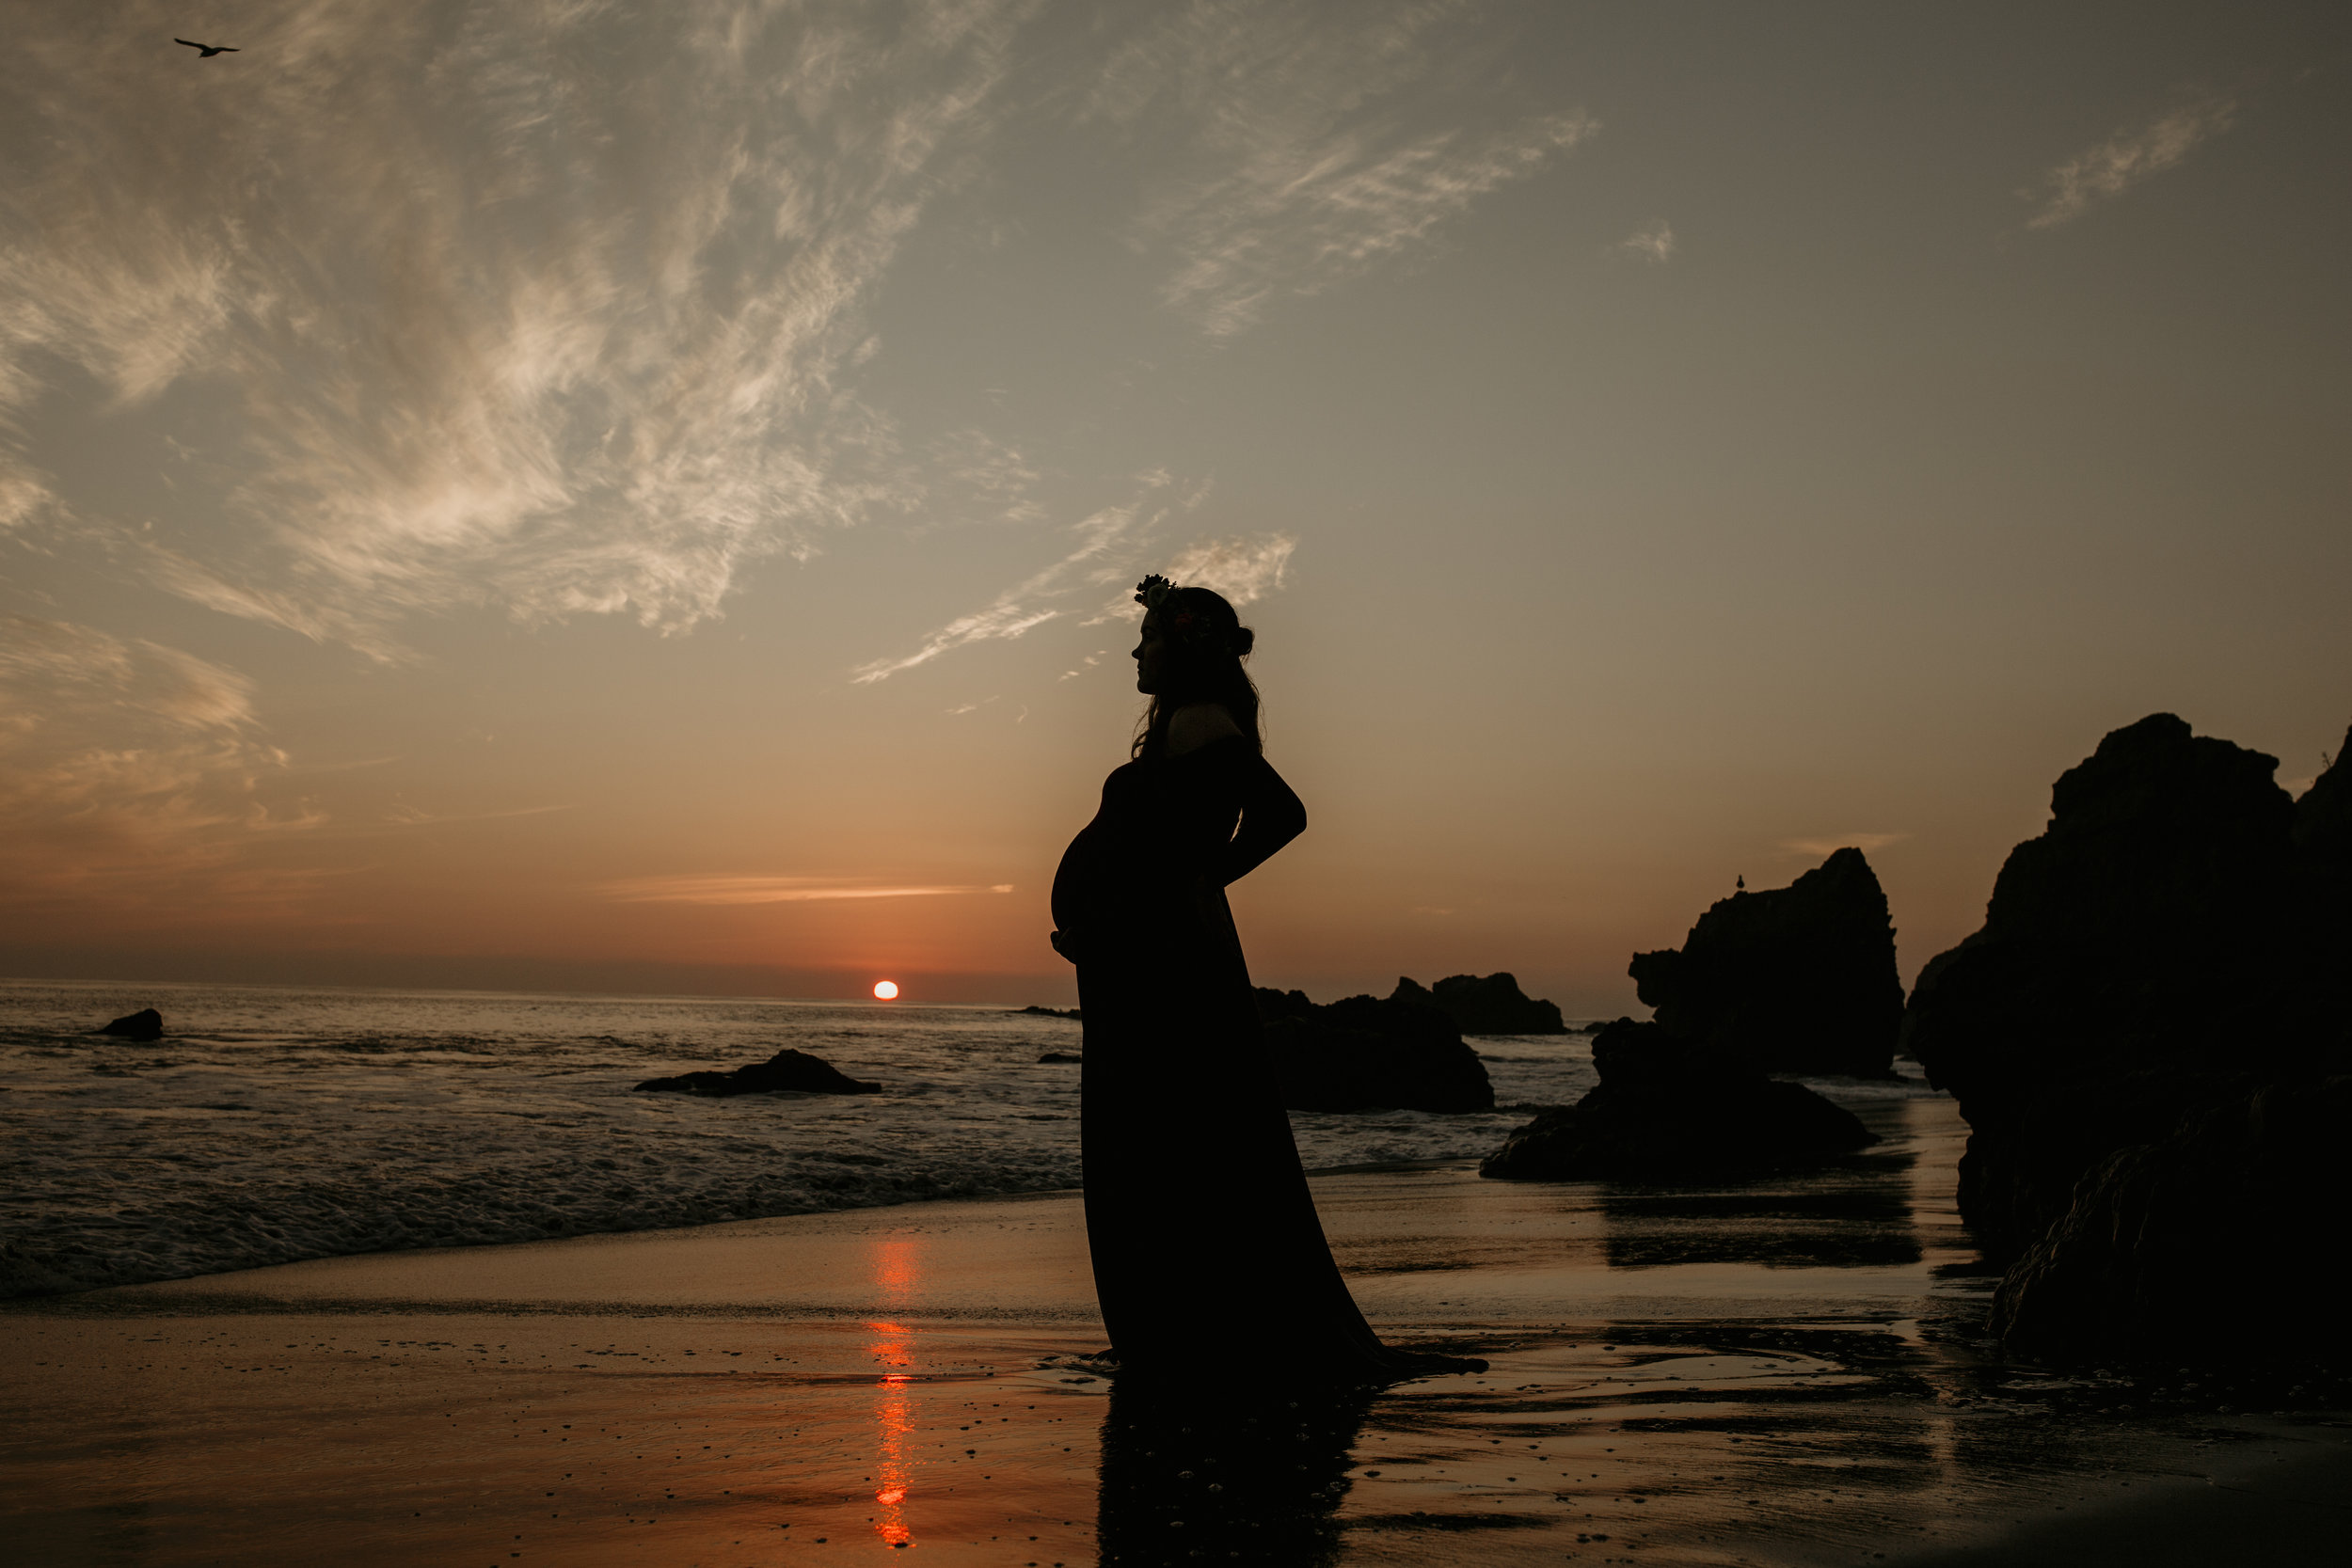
[1038,1052,1084,1064]
[634,1048,880,1097]
[97,1008,163,1040]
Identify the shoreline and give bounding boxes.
[11,1127,2348,1565]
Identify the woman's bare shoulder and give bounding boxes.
[1165,702,1245,756]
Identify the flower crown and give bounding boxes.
[1135,573,1209,639]
[1135,572,1181,619]
[1136,573,1252,657]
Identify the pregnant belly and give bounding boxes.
[1051,820,1108,936]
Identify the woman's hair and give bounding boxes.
[1134,584,1261,759]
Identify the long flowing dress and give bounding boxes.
[1052,733,1479,1379]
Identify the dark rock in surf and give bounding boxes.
[1479,1076,1877,1180]
[1255,985,1495,1114]
[1481,999,1879,1180]
[1587,1015,1741,1085]
[97,1008,163,1040]
[1629,847,1902,1078]
[1016,1005,1081,1020]
[1392,973,1567,1036]
[1904,713,2352,1362]
[634,1048,879,1097]
[1038,1052,1083,1064]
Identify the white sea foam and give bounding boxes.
[0,981,1603,1297]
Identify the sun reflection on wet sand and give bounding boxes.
[871,1353,916,1545]
[868,1234,925,1547]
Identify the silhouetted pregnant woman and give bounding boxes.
[1051,576,1482,1380]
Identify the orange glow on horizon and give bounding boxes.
[873,979,899,1000]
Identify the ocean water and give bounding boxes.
[0,979,1940,1298]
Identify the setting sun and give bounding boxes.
[872,980,899,1001]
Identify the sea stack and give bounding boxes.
[1629,847,1903,1078]
[1481,853,1895,1180]
[1904,713,2352,1360]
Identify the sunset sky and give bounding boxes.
[4,2,2346,1010]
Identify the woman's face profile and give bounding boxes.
[1133,613,1167,694]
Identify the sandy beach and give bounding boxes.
[7,1095,2345,1566]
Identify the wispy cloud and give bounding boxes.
[0,466,56,533]
[0,617,262,735]
[853,465,1297,685]
[601,875,1014,905]
[1086,1,1596,337]
[851,473,1198,683]
[6,2,1583,675]
[1781,832,1909,858]
[850,599,1064,685]
[2024,98,2236,230]
[1620,220,1676,263]
[1077,530,1296,626]
[1162,533,1296,606]
[383,802,579,829]
[0,615,297,904]
[928,430,1047,528]
[0,1,1038,653]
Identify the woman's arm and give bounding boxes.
[1216,752,1306,885]
[1163,703,1305,884]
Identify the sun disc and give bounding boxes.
[872,979,899,1001]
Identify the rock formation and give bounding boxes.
[97,1008,163,1040]
[1904,713,2352,1359]
[1479,1016,1875,1180]
[1479,853,1899,1181]
[1990,1075,2351,1357]
[635,1048,880,1097]
[1255,986,1495,1113]
[1630,847,1903,1078]
[1392,973,1567,1035]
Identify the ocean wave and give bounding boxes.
[1786,1061,1948,1101]
[0,981,1599,1298]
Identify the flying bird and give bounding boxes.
[174,39,239,57]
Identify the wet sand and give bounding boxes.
[7,1097,2347,1565]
